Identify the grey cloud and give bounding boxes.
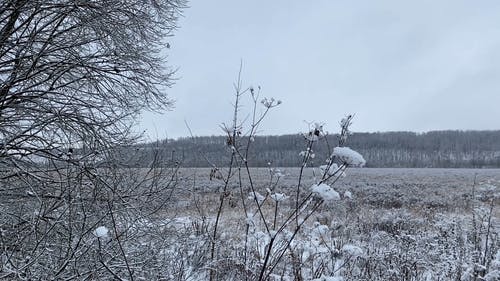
[139,0,500,139]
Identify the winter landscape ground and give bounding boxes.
[159,167,500,280]
[3,1,500,281]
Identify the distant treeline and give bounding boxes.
[136,131,500,168]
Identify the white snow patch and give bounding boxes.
[478,184,497,192]
[344,190,353,199]
[246,213,255,226]
[311,183,340,201]
[342,244,363,257]
[93,226,109,238]
[311,223,330,241]
[272,168,284,178]
[248,191,265,204]
[270,193,288,202]
[332,147,366,167]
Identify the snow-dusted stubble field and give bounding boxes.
[163,168,500,281]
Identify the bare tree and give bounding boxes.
[0,0,185,162]
[0,1,186,279]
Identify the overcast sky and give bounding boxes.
[139,0,500,140]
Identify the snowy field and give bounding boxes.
[173,168,500,216]
[159,168,499,280]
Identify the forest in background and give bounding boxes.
[136,130,500,168]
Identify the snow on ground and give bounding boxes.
[157,168,500,280]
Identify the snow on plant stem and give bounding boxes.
[319,163,341,176]
[248,191,265,204]
[332,147,366,167]
[270,193,287,202]
[344,190,353,199]
[93,226,109,239]
[311,183,340,201]
[342,244,363,257]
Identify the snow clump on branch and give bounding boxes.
[341,244,364,257]
[332,147,366,167]
[248,191,266,204]
[261,97,281,108]
[270,193,288,202]
[93,226,109,239]
[311,183,340,201]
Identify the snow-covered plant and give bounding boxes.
[93,226,110,239]
[332,147,366,167]
[0,143,182,280]
[462,179,499,281]
[311,183,341,201]
[202,70,366,280]
[168,72,499,280]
